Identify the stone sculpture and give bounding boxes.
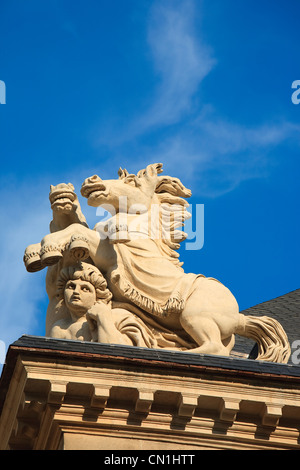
[24,164,291,363]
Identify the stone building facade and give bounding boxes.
[0,329,300,450]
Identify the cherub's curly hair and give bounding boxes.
[57,262,112,303]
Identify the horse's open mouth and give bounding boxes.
[81,183,108,199]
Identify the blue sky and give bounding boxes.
[0,0,299,356]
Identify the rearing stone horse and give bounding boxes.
[24,163,291,363]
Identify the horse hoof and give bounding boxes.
[40,244,63,266]
[69,235,90,260]
[23,244,43,272]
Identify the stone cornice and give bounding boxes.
[1,336,300,450]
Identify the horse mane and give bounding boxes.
[118,164,192,268]
[154,175,192,268]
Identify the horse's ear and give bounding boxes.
[118,167,129,179]
[157,163,163,174]
[137,163,163,178]
[146,163,163,176]
[134,163,163,194]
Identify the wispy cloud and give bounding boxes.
[138,110,300,196]
[140,0,215,130]
[0,180,50,356]
[93,0,300,197]
[95,0,215,145]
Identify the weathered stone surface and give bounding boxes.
[23,164,290,363]
[0,337,300,450]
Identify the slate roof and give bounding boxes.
[1,332,300,421]
[1,289,299,389]
[7,333,300,378]
[233,288,300,362]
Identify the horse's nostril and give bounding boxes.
[88,175,102,183]
[81,174,106,198]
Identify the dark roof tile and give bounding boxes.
[234,288,300,362]
[10,334,300,378]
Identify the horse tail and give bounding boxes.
[236,314,291,364]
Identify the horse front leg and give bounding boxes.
[24,223,97,272]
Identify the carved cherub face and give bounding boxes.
[57,263,113,320]
[64,279,96,317]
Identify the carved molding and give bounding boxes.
[1,349,300,450]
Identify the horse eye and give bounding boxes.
[124,175,136,186]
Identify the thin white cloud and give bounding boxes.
[141,113,300,197]
[95,0,215,145]
[142,0,215,129]
[0,180,50,357]
[91,0,300,198]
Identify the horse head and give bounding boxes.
[81,163,163,214]
[81,163,192,264]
